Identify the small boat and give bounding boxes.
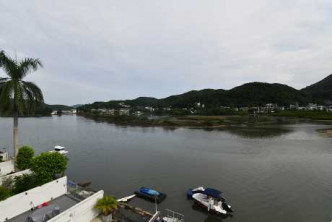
[77,181,91,187]
[134,187,167,203]
[117,194,136,203]
[188,187,233,215]
[49,145,69,156]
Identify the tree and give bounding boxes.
[13,174,40,194]
[31,152,67,183]
[16,146,34,170]
[0,50,44,158]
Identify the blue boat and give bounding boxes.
[134,187,167,203]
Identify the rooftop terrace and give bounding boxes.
[7,194,80,222]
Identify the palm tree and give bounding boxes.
[95,196,118,221]
[0,50,44,159]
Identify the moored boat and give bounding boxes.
[49,145,69,156]
[134,187,167,203]
[188,187,233,215]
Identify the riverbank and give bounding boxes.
[78,112,314,128]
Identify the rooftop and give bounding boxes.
[8,194,80,222]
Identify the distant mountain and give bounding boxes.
[80,81,314,110]
[71,104,83,108]
[79,74,332,110]
[302,74,332,103]
[46,104,73,111]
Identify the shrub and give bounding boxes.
[1,177,15,190]
[95,196,118,216]
[13,174,41,194]
[31,152,67,183]
[0,186,11,201]
[16,146,34,170]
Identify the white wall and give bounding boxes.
[0,176,67,222]
[0,169,32,185]
[0,160,15,176]
[49,190,104,222]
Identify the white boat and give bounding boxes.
[190,187,233,215]
[49,145,69,156]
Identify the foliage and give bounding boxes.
[13,174,41,194]
[31,152,67,183]
[95,196,118,216]
[0,186,11,201]
[16,146,34,170]
[0,50,44,115]
[1,176,15,190]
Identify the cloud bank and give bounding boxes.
[0,0,332,105]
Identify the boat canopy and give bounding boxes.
[203,188,222,198]
[140,187,160,196]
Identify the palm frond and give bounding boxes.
[0,81,14,113]
[0,51,18,79]
[22,81,44,103]
[18,58,43,79]
[0,77,9,83]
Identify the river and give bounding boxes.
[0,115,331,222]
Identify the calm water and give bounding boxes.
[0,116,332,222]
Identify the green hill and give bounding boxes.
[79,74,332,111]
[226,82,309,106]
[79,82,313,110]
[302,74,332,103]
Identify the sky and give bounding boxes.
[0,0,332,105]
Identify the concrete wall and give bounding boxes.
[0,169,32,185]
[49,190,104,222]
[0,160,15,176]
[0,176,67,222]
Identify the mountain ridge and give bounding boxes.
[79,74,332,109]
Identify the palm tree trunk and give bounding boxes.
[13,109,18,159]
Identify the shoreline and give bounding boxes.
[78,112,332,129]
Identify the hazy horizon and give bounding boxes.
[1,0,332,105]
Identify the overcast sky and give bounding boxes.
[0,0,332,105]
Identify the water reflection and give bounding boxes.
[198,126,292,138]
[225,127,292,138]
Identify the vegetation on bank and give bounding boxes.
[79,109,332,128]
[0,146,67,201]
[79,111,308,128]
[272,110,332,120]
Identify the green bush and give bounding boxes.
[16,146,34,170]
[1,177,15,190]
[0,186,11,201]
[31,152,67,183]
[95,196,118,215]
[13,174,41,194]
